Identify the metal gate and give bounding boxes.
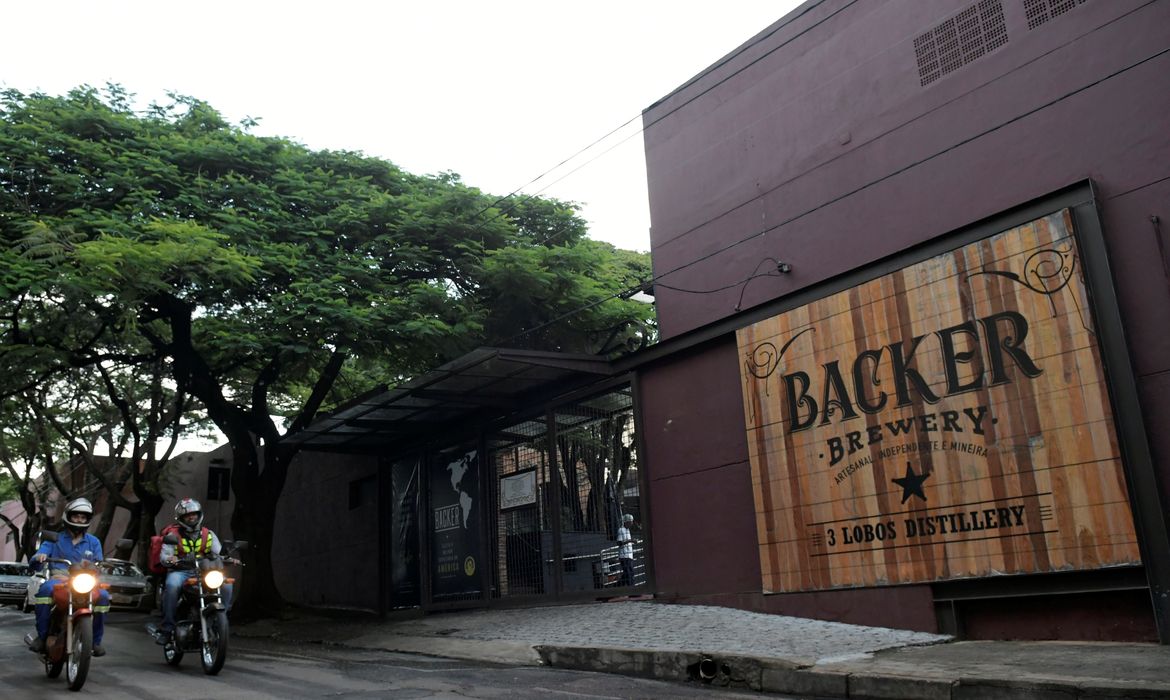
[486,385,645,601]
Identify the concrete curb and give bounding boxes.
[348,634,542,666]
[535,645,771,690]
[234,622,541,666]
[533,645,1170,700]
[228,610,1170,700]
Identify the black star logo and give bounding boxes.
[892,463,931,504]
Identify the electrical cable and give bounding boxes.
[503,38,1168,343]
[497,0,1157,263]
[478,0,854,247]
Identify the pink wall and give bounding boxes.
[0,500,27,561]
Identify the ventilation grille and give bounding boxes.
[915,0,1009,86]
[1024,0,1089,30]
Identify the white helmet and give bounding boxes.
[623,513,634,524]
[64,497,94,533]
[174,498,204,535]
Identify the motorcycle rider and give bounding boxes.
[157,498,233,643]
[30,497,111,656]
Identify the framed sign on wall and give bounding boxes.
[499,469,538,511]
[737,209,1142,593]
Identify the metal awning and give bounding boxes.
[282,347,614,453]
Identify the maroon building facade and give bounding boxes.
[273,0,1170,645]
[636,0,1170,641]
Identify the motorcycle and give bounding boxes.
[23,531,116,692]
[146,533,246,675]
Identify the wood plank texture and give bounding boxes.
[736,210,1142,593]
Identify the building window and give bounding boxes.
[349,475,377,510]
[206,466,231,501]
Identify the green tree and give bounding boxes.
[0,85,654,615]
[0,465,21,553]
[0,358,186,563]
[0,393,58,560]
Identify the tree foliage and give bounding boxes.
[0,472,15,503]
[0,84,654,613]
[0,357,186,562]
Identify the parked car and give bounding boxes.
[0,561,31,609]
[97,558,154,610]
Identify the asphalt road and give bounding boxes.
[0,606,768,698]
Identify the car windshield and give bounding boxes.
[100,562,143,578]
[0,563,30,576]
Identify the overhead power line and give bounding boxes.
[499,1,1163,342]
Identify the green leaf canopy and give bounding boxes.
[0,85,655,412]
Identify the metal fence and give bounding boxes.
[484,385,645,601]
[487,419,553,599]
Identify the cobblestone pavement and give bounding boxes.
[358,601,949,662]
[237,601,1170,698]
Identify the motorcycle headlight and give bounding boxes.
[203,570,225,589]
[71,572,97,594]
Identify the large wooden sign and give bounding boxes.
[736,210,1141,593]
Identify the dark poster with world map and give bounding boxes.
[736,210,1142,593]
[429,446,482,601]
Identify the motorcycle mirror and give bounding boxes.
[233,541,249,551]
[115,538,134,550]
[40,530,59,543]
[162,532,181,545]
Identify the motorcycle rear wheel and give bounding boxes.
[66,616,92,691]
[200,610,229,675]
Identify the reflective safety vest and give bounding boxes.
[177,527,212,557]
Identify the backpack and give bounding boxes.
[148,524,178,575]
[148,524,209,574]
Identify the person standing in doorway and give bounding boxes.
[617,513,636,587]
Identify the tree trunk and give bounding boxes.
[154,298,343,620]
[109,502,141,559]
[20,512,42,561]
[134,501,164,570]
[228,440,291,620]
[129,448,167,561]
[93,490,118,543]
[17,485,43,561]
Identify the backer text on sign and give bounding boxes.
[736,210,1141,593]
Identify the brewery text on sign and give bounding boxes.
[736,210,1141,593]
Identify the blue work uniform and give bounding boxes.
[33,532,110,645]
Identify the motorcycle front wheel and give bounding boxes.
[200,610,229,675]
[43,628,64,678]
[66,616,92,691]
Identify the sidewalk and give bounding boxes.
[234,600,1170,699]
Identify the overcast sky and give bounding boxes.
[4,1,803,253]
